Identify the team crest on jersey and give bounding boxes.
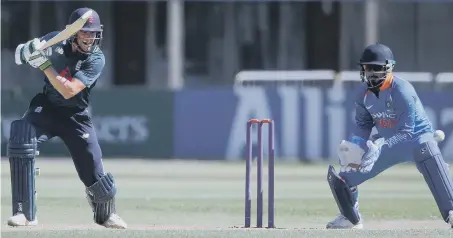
[386,96,393,108]
[59,66,72,81]
[55,47,64,55]
[75,61,82,71]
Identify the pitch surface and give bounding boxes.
[1,159,451,237]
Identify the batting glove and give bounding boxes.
[22,38,52,71]
[14,38,39,65]
[14,43,27,65]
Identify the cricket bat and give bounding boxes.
[37,10,93,51]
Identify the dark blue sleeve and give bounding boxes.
[384,84,417,147]
[39,31,60,42]
[352,87,374,142]
[73,55,105,87]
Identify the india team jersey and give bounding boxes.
[353,76,433,147]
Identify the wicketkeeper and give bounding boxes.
[326,43,453,229]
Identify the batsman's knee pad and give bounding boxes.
[86,173,117,225]
[327,165,360,225]
[7,120,39,222]
[414,141,453,222]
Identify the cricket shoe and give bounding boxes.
[326,214,363,229]
[100,213,127,229]
[447,210,453,228]
[7,213,38,227]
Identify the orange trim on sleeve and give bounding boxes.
[379,74,393,91]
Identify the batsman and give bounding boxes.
[326,43,453,229]
[7,7,127,229]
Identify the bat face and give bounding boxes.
[37,10,93,51]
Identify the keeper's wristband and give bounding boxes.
[39,60,52,71]
[349,135,366,148]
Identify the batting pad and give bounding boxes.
[414,141,453,222]
[7,120,38,222]
[327,165,361,224]
[86,173,117,224]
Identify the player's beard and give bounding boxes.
[365,72,386,89]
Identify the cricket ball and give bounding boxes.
[434,130,445,142]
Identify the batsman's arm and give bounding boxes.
[42,67,86,99]
[43,55,104,99]
[39,31,60,42]
[383,84,416,148]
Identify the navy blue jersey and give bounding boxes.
[353,76,433,147]
[39,31,105,110]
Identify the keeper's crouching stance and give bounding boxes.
[326,43,453,229]
[7,7,126,229]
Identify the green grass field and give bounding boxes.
[1,158,453,237]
